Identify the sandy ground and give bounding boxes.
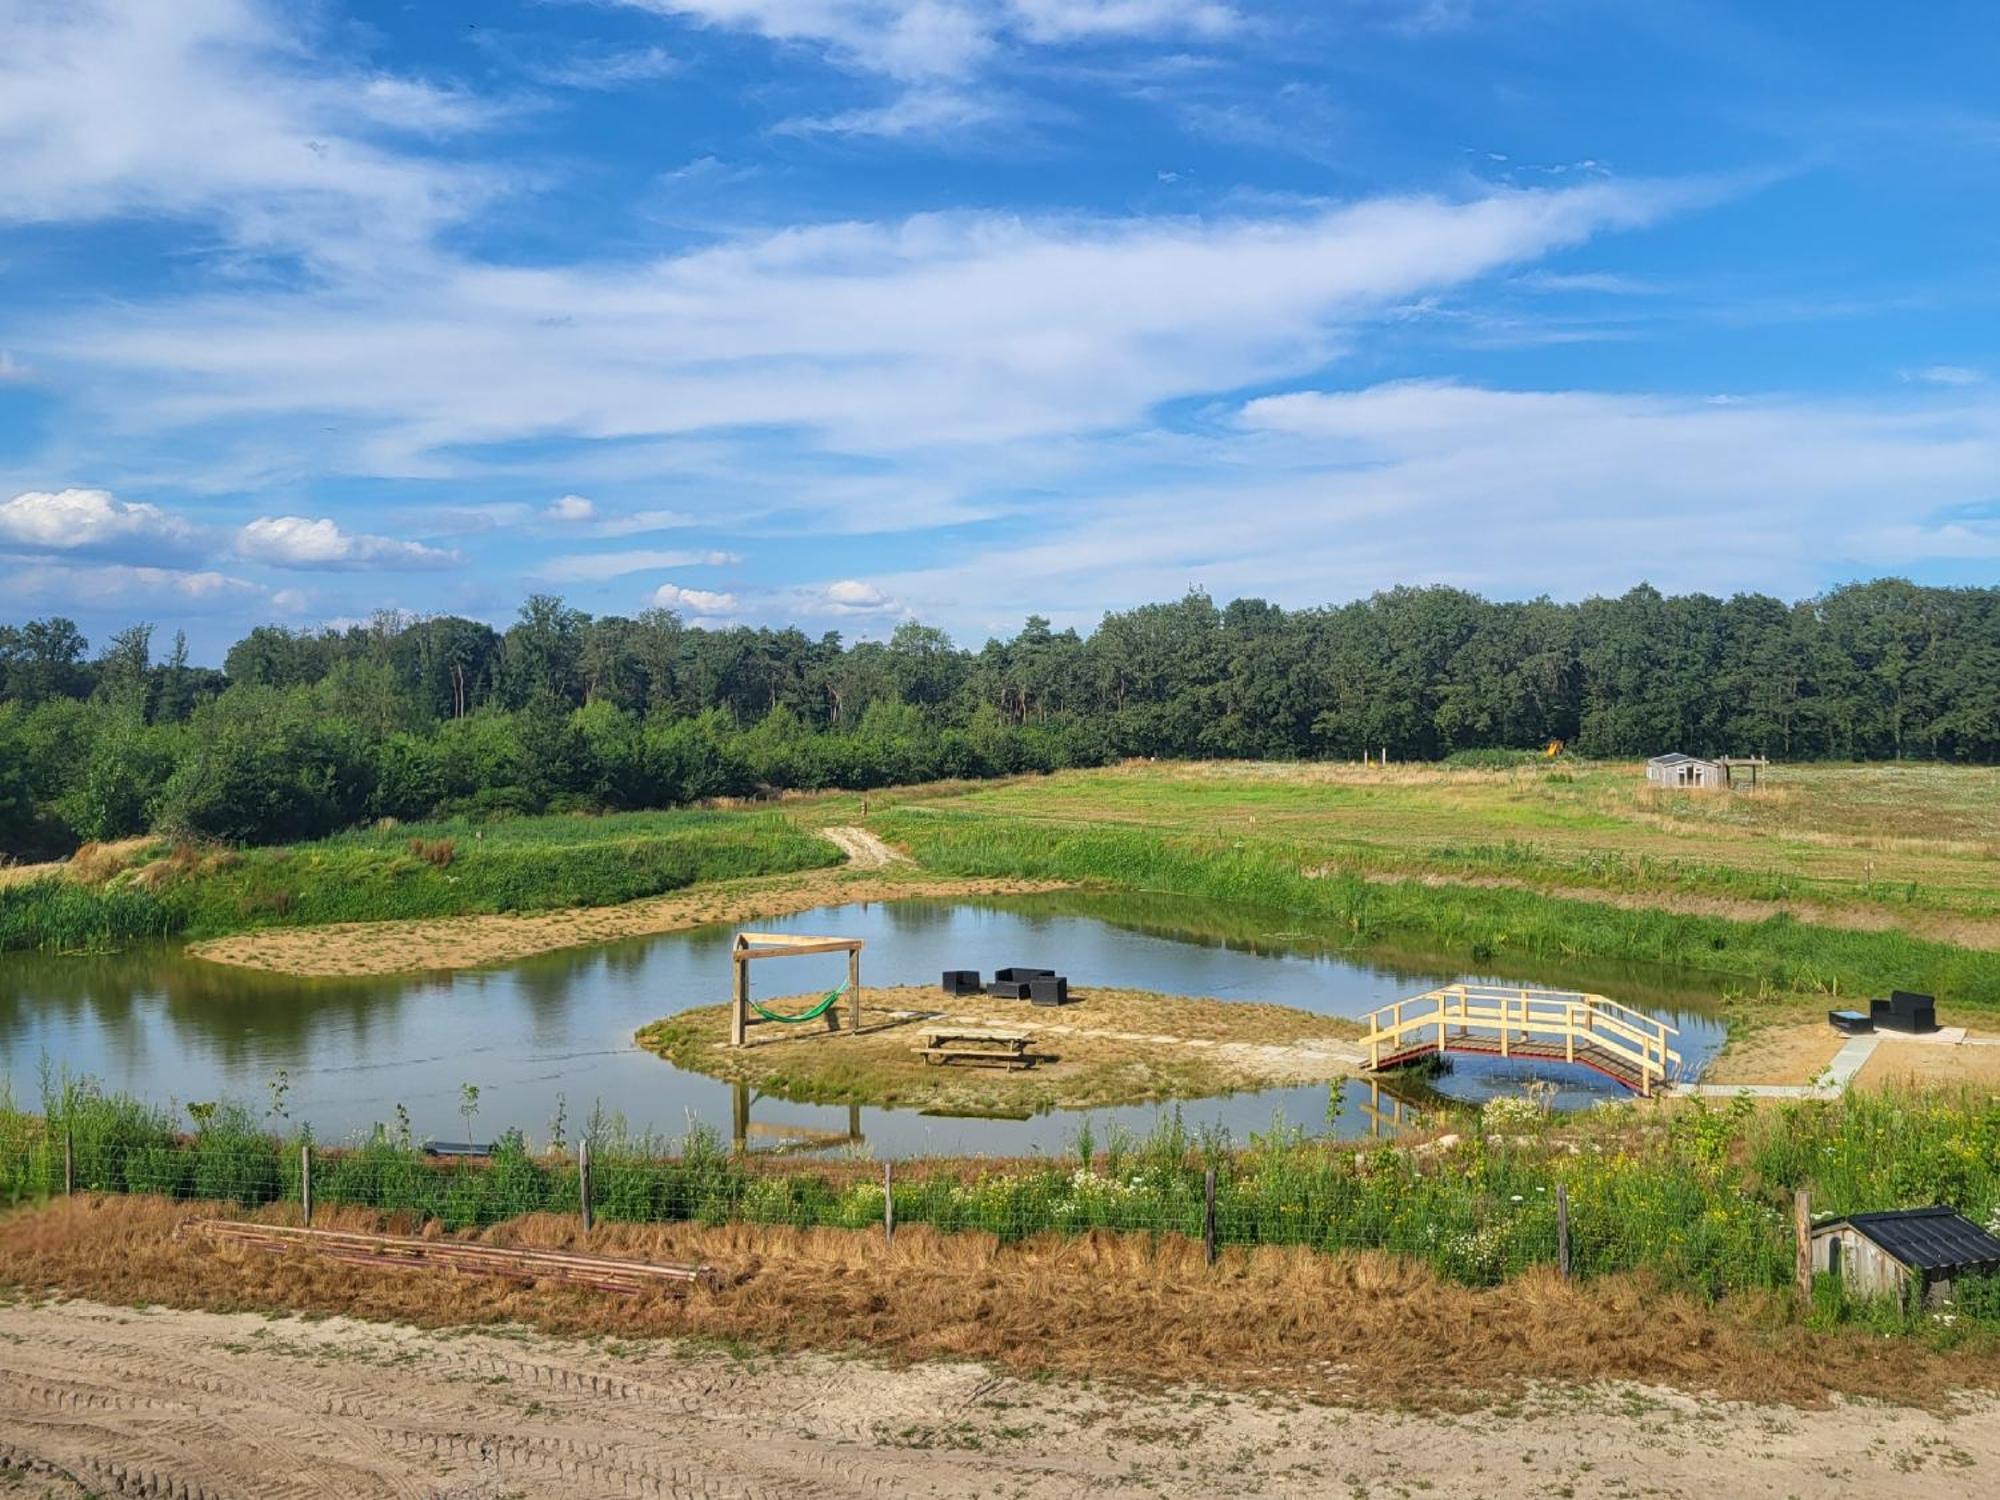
[1706,1019,2000,1090]
[1704,1021,1850,1086]
[638,983,1367,1111]
[1856,1034,2000,1089]
[0,1296,1994,1500]
[189,869,1066,978]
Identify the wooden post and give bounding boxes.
[848,945,862,1035]
[62,1126,74,1197]
[300,1143,313,1228]
[730,953,748,1048]
[1555,1184,1570,1280]
[883,1161,894,1246]
[1794,1188,1811,1311]
[579,1139,594,1235]
[1203,1167,1217,1267]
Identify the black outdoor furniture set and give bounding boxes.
[1870,989,1939,1034]
[1828,1009,1873,1036]
[940,967,1076,1005]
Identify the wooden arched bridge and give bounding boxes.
[1359,984,1681,1096]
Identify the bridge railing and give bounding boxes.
[1360,984,1681,1094]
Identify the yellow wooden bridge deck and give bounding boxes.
[1359,984,1681,1096]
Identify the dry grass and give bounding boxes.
[188,868,1068,977]
[0,837,156,889]
[636,983,1366,1111]
[4,1196,1996,1410]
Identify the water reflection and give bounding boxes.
[0,893,1727,1156]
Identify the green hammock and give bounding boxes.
[750,983,850,1025]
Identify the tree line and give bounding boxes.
[1,577,1994,856]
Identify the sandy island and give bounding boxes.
[637,982,1369,1112]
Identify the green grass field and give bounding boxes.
[0,808,839,953]
[870,760,2000,918]
[864,760,2000,1009]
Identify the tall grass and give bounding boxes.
[6,1076,1997,1323]
[876,809,2000,1007]
[0,809,838,954]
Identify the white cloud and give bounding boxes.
[0,488,202,559]
[782,86,1009,138]
[588,509,701,536]
[521,44,679,91]
[537,548,740,581]
[1902,365,1986,387]
[48,182,1679,497]
[648,580,740,615]
[1,561,275,611]
[235,515,458,571]
[0,352,30,381]
[817,578,901,613]
[808,379,2000,636]
[0,0,500,269]
[1008,1,1237,44]
[545,494,597,522]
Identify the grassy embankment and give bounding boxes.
[869,760,2000,1014]
[6,1078,1998,1337]
[0,809,839,955]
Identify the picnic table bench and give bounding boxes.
[913,1027,1037,1069]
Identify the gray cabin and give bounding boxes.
[1645,752,1723,788]
[1809,1206,2000,1306]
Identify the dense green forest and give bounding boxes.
[2,578,1996,857]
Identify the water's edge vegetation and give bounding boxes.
[877,809,2000,1008]
[0,810,837,954]
[5,1079,1997,1338]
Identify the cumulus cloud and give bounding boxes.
[545,494,597,522]
[235,515,458,571]
[816,578,901,614]
[648,581,740,616]
[537,548,740,581]
[0,488,202,560]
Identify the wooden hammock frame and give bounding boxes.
[731,932,863,1047]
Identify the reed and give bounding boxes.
[875,809,2000,1007]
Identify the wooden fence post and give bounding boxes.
[300,1143,313,1228]
[1794,1189,1812,1310]
[579,1139,594,1235]
[883,1161,895,1246]
[62,1127,74,1197]
[1555,1184,1570,1280]
[1203,1167,1217,1267]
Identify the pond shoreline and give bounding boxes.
[636,983,1369,1112]
[186,868,1071,977]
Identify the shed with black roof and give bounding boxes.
[1809,1205,2000,1306]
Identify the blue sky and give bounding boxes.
[2,0,1998,660]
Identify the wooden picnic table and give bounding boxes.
[913,1027,1037,1069]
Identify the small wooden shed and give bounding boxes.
[1645,752,1723,788]
[1810,1206,2000,1306]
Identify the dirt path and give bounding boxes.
[0,1297,1991,1500]
[821,825,913,868]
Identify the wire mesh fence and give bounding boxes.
[0,1115,1803,1296]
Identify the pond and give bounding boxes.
[0,891,1728,1157]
